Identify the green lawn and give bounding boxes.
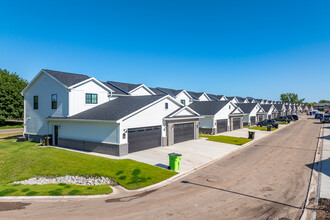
[276,122,289,125]
[0,121,23,129]
[0,136,176,196]
[244,126,277,131]
[199,134,252,145]
[0,184,112,196]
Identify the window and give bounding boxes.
[86,93,98,104]
[51,94,57,109]
[165,102,168,109]
[181,100,186,105]
[33,96,38,109]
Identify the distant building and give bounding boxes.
[313,103,330,111]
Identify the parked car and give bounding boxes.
[291,115,299,120]
[315,113,323,119]
[325,110,330,114]
[275,116,290,123]
[257,119,277,127]
[286,115,294,121]
[321,115,330,123]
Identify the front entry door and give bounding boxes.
[54,125,59,145]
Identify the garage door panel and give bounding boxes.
[128,126,161,153]
[174,123,194,144]
[250,116,256,126]
[216,119,228,133]
[232,118,241,130]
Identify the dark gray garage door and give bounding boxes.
[258,115,264,122]
[216,119,228,133]
[232,118,241,130]
[174,123,194,144]
[250,116,256,126]
[128,126,161,153]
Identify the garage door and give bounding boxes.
[232,118,241,130]
[174,123,194,144]
[258,115,264,122]
[250,116,256,126]
[216,119,228,133]
[128,126,161,153]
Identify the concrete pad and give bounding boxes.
[123,139,241,173]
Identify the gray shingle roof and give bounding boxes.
[156,87,184,97]
[108,81,142,94]
[189,100,230,115]
[44,69,90,87]
[187,91,205,100]
[149,88,166,95]
[235,103,258,114]
[102,82,127,95]
[67,95,166,121]
[274,104,284,111]
[207,94,219,101]
[236,97,246,102]
[260,104,273,112]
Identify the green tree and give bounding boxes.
[0,69,28,125]
[319,100,330,103]
[280,93,305,103]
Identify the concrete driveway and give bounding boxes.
[122,139,242,173]
[121,123,290,174]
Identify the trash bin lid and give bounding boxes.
[169,153,182,157]
[248,130,256,133]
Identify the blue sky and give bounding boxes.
[1,0,330,102]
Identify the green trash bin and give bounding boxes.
[168,153,182,171]
[248,131,255,139]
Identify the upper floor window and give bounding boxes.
[181,100,186,105]
[86,93,98,104]
[165,102,168,109]
[33,96,38,109]
[51,94,57,109]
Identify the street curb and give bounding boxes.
[0,117,301,201]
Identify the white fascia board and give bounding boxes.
[21,70,68,95]
[128,84,155,95]
[45,118,118,124]
[176,90,193,100]
[164,116,204,121]
[256,103,266,113]
[167,106,200,118]
[117,95,182,123]
[234,106,245,114]
[201,93,211,101]
[68,77,114,93]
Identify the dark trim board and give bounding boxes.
[24,133,45,142]
[57,138,128,156]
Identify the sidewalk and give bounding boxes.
[320,124,330,199]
